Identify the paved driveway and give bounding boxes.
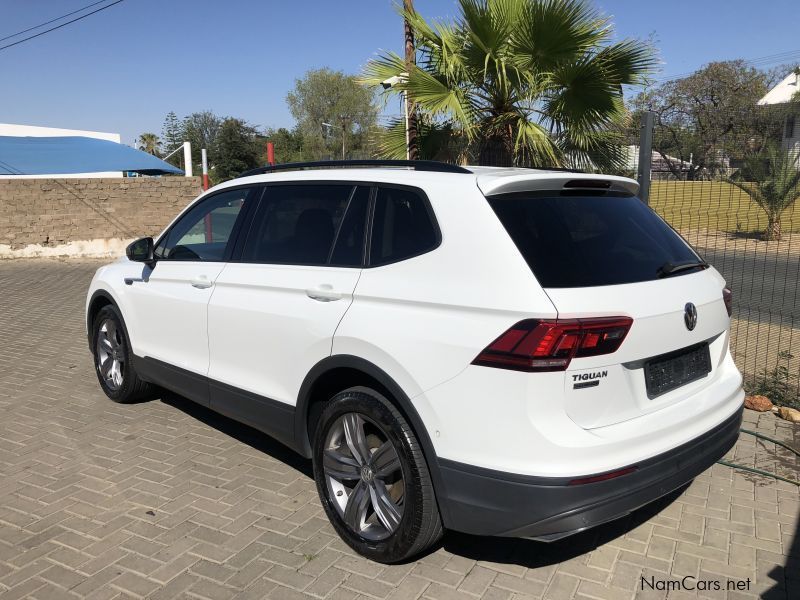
[0,259,797,600]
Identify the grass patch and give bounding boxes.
[649,181,800,234]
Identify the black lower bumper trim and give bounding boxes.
[437,407,743,539]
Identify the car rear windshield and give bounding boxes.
[488,193,701,288]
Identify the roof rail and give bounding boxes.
[237,159,472,178]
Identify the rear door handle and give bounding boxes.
[191,275,213,289]
[305,284,342,302]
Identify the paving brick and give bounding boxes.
[0,259,796,600]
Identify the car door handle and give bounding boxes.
[191,276,213,289]
[305,285,342,302]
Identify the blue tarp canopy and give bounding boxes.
[0,136,184,176]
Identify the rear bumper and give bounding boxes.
[437,406,742,540]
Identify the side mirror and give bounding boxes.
[126,237,156,268]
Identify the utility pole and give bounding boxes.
[340,115,347,160]
[404,0,418,160]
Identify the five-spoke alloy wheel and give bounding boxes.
[91,304,153,403]
[96,317,125,390]
[313,387,442,563]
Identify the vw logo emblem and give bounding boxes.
[360,465,374,482]
[684,302,698,331]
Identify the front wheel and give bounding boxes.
[91,304,154,403]
[312,387,442,563]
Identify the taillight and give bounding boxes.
[723,287,733,317]
[472,317,633,372]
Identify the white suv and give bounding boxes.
[86,160,744,563]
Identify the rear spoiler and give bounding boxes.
[477,173,640,197]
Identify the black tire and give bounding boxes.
[312,387,443,563]
[91,304,154,403]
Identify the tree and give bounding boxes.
[137,133,161,156]
[727,145,800,241]
[183,110,222,167]
[630,61,785,179]
[287,68,378,160]
[263,127,306,163]
[362,0,654,168]
[161,111,184,166]
[211,118,262,182]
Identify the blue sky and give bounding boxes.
[2,0,799,145]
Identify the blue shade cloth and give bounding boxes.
[0,136,184,175]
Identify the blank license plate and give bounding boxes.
[644,343,711,398]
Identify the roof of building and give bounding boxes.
[758,70,800,106]
[0,136,183,176]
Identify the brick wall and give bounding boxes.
[0,177,202,257]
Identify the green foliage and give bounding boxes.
[287,68,378,160]
[363,0,655,167]
[263,127,306,163]
[136,133,161,156]
[161,111,183,166]
[183,110,222,167]
[211,118,262,183]
[748,351,799,410]
[630,61,789,180]
[727,145,800,240]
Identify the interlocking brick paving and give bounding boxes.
[0,258,797,599]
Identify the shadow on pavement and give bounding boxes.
[156,388,700,571]
[159,390,314,479]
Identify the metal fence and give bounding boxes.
[634,108,800,407]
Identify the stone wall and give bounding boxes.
[0,177,203,258]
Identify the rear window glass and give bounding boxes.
[488,194,701,288]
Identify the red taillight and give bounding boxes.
[568,466,638,486]
[723,287,733,317]
[472,317,633,372]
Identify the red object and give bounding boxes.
[202,174,210,190]
[723,287,733,317]
[472,317,633,372]
[568,466,638,486]
[267,142,275,165]
[204,214,213,243]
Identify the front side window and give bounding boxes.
[488,194,701,288]
[369,186,438,266]
[155,187,251,261]
[241,184,368,266]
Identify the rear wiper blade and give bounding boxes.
[656,260,708,278]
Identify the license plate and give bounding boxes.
[644,343,711,398]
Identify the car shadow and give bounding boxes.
[154,389,699,569]
[158,390,314,479]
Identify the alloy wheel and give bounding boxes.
[323,412,405,540]
[96,318,124,390]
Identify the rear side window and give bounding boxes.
[369,186,438,266]
[241,184,366,266]
[488,194,700,288]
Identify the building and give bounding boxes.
[0,123,122,178]
[757,69,799,159]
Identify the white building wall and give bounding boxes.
[0,123,123,178]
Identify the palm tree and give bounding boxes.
[727,145,800,241]
[137,133,162,156]
[362,0,655,168]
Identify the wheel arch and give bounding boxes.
[86,289,117,349]
[294,355,452,526]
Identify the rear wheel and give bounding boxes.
[312,387,442,563]
[91,305,154,403]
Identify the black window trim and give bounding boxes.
[364,182,442,268]
[153,183,262,263]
